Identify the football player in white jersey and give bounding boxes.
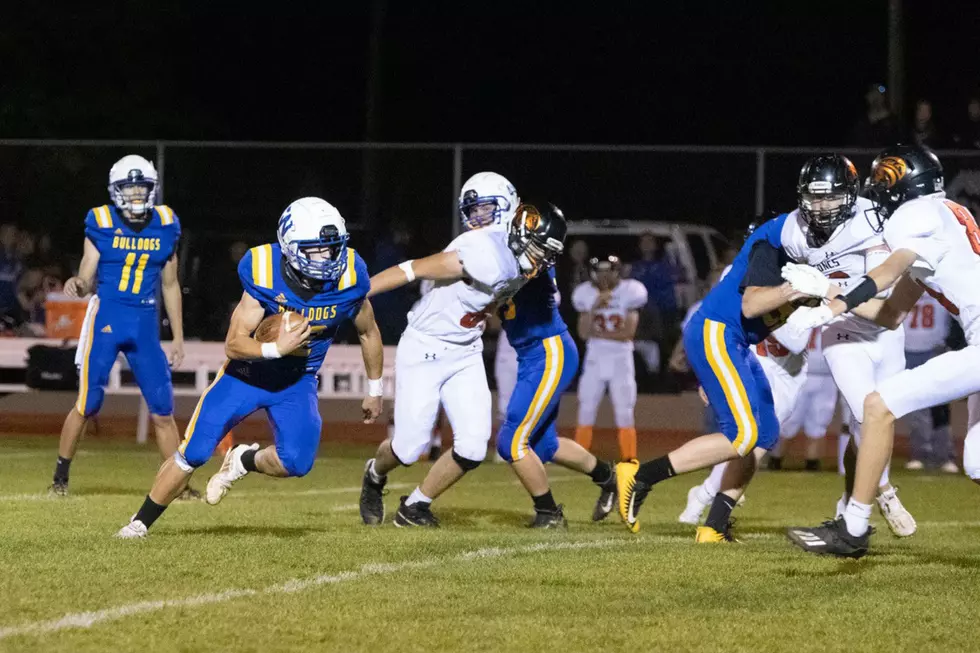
[769,329,836,471]
[901,293,957,472]
[785,145,980,557]
[779,154,915,538]
[572,256,648,462]
[359,198,565,527]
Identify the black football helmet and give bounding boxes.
[797,154,860,247]
[508,202,568,276]
[866,145,944,224]
[589,254,622,282]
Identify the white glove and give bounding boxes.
[781,263,831,298]
[785,304,834,331]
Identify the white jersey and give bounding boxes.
[572,278,648,357]
[903,293,949,353]
[781,197,891,336]
[804,327,830,375]
[884,194,980,346]
[406,229,524,346]
[752,321,810,377]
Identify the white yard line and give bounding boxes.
[0,537,649,641]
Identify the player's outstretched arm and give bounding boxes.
[367,251,464,298]
[820,248,919,320]
[741,283,804,319]
[64,238,100,298]
[224,292,310,360]
[850,274,924,330]
[161,255,185,368]
[353,299,384,424]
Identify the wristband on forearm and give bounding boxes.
[838,275,878,311]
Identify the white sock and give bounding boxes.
[702,462,726,499]
[368,459,385,484]
[405,487,432,506]
[843,498,872,537]
[837,434,849,476]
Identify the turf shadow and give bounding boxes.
[170,525,327,538]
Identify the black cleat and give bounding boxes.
[49,480,69,497]
[530,504,568,529]
[786,517,869,559]
[767,456,783,471]
[393,496,440,528]
[359,459,387,526]
[804,459,821,472]
[592,469,617,522]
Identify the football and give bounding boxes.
[253,312,298,343]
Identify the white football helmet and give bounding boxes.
[277,197,350,283]
[458,171,518,231]
[108,155,158,218]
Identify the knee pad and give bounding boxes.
[77,386,105,418]
[178,444,209,469]
[174,451,196,473]
[452,449,483,472]
[145,388,174,417]
[494,436,515,463]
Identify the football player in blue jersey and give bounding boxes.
[492,203,620,528]
[115,197,384,538]
[614,213,821,540]
[51,155,187,497]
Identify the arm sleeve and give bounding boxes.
[237,251,262,301]
[571,283,593,312]
[625,280,649,310]
[770,321,811,355]
[739,241,785,292]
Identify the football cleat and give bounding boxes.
[49,480,69,497]
[786,517,869,559]
[904,459,925,471]
[359,459,387,526]
[876,487,916,537]
[678,485,711,525]
[393,496,440,528]
[940,461,959,474]
[591,469,617,522]
[616,459,649,533]
[206,443,258,505]
[695,521,738,543]
[805,459,821,472]
[114,519,148,539]
[530,505,568,529]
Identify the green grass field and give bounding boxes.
[1,436,979,653]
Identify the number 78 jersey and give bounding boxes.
[85,204,181,308]
[884,195,980,346]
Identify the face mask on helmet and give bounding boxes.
[459,190,503,231]
[590,256,621,288]
[508,204,565,277]
[285,227,349,283]
[110,173,156,219]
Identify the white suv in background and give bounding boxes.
[564,220,730,307]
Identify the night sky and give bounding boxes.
[3,2,978,145]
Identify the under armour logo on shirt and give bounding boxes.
[425,353,437,360]
[837,333,850,340]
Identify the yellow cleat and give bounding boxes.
[695,523,737,543]
[615,459,645,533]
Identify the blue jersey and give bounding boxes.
[85,204,181,309]
[499,267,567,352]
[227,243,369,391]
[698,214,797,345]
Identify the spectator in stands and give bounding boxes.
[630,233,679,384]
[850,83,901,147]
[370,224,414,344]
[952,95,980,149]
[910,99,941,148]
[28,234,66,282]
[0,223,23,317]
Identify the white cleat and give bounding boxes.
[206,443,258,505]
[678,485,711,525]
[905,459,925,471]
[876,487,917,537]
[115,519,148,539]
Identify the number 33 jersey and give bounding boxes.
[884,195,980,346]
[571,278,648,359]
[406,228,524,347]
[85,204,181,309]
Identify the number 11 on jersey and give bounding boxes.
[119,252,150,294]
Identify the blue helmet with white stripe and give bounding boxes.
[277,197,349,283]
